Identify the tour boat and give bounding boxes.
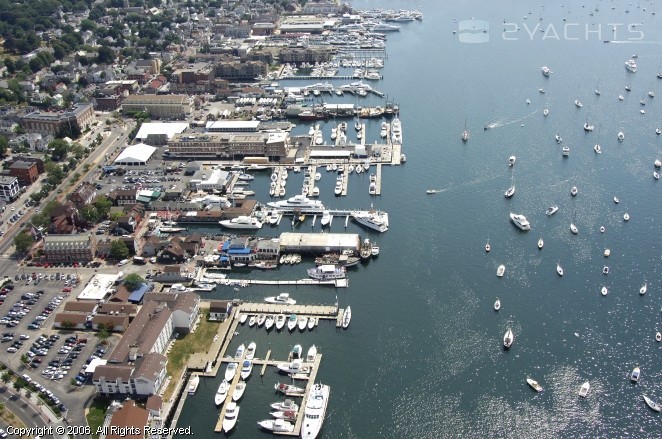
[222,402,240,433]
[214,380,229,405]
[307,265,346,280]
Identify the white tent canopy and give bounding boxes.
[114,143,157,166]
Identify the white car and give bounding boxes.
[19,334,30,340]
[6,347,17,353]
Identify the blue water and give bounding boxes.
[176,1,662,437]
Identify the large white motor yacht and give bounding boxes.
[301,383,331,439]
[509,212,531,231]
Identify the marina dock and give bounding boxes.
[375,163,382,196]
[220,278,348,288]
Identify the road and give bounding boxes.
[0,117,135,256]
[0,385,67,439]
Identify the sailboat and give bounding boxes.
[538,236,544,249]
[595,79,601,95]
[594,125,602,154]
[485,238,491,253]
[583,109,594,131]
[556,259,564,276]
[504,172,515,198]
[462,116,469,142]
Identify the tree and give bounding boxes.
[0,135,8,157]
[97,46,115,64]
[94,196,113,219]
[45,162,65,186]
[80,206,99,224]
[109,240,129,260]
[1,372,10,386]
[97,326,110,343]
[13,232,33,254]
[123,273,144,292]
[48,139,70,161]
[19,354,29,365]
[60,321,75,330]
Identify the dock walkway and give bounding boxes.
[220,278,348,288]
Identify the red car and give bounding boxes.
[62,287,72,293]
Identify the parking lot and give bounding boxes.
[0,271,116,418]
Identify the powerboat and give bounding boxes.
[350,208,389,232]
[287,314,298,331]
[656,332,662,342]
[618,131,625,141]
[601,286,608,296]
[239,314,248,324]
[308,317,316,330]
[274,382,305,395]
[555,134,563,143]
[225,362,238,382]
[538,237,544,249]
[187,375,200,395]
[277,359,311,375]
[613,197,620,204]
[248,315,256,327]
[271,399,298,412]
[510,212,531,231]
[562,146,570,156]
[508,156,516,166]
[265,293,296,305]
[497,265,505,277]
[245,342,256,361]
[504,184,515,199]
[301,383,330,439]
[267,195,325,211]
[625,58,638,72]
[603,266,610,275]
[240,359,253,380]
[485,241,490,252]
[579,381,590,397]
[631,366,640,382]
[640,282,648,295]
[270,410,297,420]
[574,99,583,108]
[275,314,286,330]
[268,210,281,225]
[570,223,578,234]
[643,395,661,412]
[570,186,578,196]
[265,315,275,330]
[542,66,551,76]
[257,419,294,433]
[298,316,309,331]
[214,380,229,405]
[342,306,352,329]
[543,108,549,116]
[232,381,246,401]
[594,144,601,154]
[503,328,514,349]
[307,265,347,280]
[624,213,630,221]
[291,344,302,360]
[219,216,263,229]
[527,378,543,392]
[546,205,559,216]
[320,210,332,226]
[257,314,266,327]
[222,402,240,433]
[235,343,245,360]
[306,345,318,362]
[494,299,501,311]
[556,262,564,276]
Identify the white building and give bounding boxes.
[189,168,230,191]
[0,176,20,202]
[114,143,157,166]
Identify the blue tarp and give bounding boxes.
[227,248,251,255]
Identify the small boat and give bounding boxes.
[342,306,352,329]
[222,402,240,433]
[320,210,332,226]
[655,171,660,180]
[538,237,544,249]
[503,328,514,349]
[497,265,505,277]
[298,316,308,331]
[508,156,517,166]
[307,317,315,330]
[510,212,531,231]
[504,185,515,199]
[274,382,305,395]
[527,378,543,392]
[265,293,296,305]
[225,362,238,382]
[655,159,662,169]
[426,189,438,194]
[570,223,578,234]
[245,342,256,361]
[626,85,632,91]
[188,375,200,395]
[640,282,648,295]
[270,399,298,412]
[542,66,551,76]
[240,359,253,380]
[603,266,610,275]
[494,298,501,311]
[265,315,275,330]
[214,380,229,405]
[306,345,318,362]
[579,381,590,398]
[239,314,248,324]
[631,366,640,382]
[235,343,245,360]
[270,410,297,421]
[232,381,246,402]
[462,116,469,142]
[562,146,570,156]
[248,315,256,327]
[257,314,266,327]
[538,88,545,94]
[575,99,583,108]
[613,197,620,204]
[618,131,625,141]
[287,314,298,331]
[257,419,294,433]
[556,262,564,276]
[485,240,491,252]
[276,359,310,375]
[656,332,662,342]
[643,395,662,412]
[619,95,624,101]
[624,213,630,222]
[570,186,578,196]
[546,205,559,216]
[275,314,286,330]
[601,286,608,296]
[555,134,563,143]
[543,107,549,117]
[594,144,601,154]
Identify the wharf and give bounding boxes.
[360,123,366,146]
[375,163,382,196]
[239,303,339,318]
[340,168,349,196]
[221,278,348,288]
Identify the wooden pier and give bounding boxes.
[375,163,382,196]
[260,350,272,376]
[340,168,349,196]
[239,303,339,318]
[220,278,348,288]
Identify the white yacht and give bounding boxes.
[644,395,662,412]
[625,58,638,72]
[373,22,401,32]
[232,381,246,401]
[271,399,298,412]
[265,315,275,330]
[225,362,238,382]
[546,205,559,216]
[351,208,389,232]
[245,342,256,361]
[307,265,347,280]
[527,378,543,392]
[275,314,286,330]
[287,314,298,331]
[267,195,325,211]
[301,384,331,439]
[306,345,318,362]
[222,402,239,433]
[508,156,516,166]
[542,66,551,76]
[298,316,309,331]
[570,186,578,196]
[320,210,332,226]
[214,380,229,406]
[268,210,281,225]
[257,419,294,433]
[187,375,200,395]
[618,131,625,141]
[640,282,648,295]
[557,262,564,276]
[391,117,402,144]
[219,216,263,229]
[574,99,583,108]
[277,359,311,374]
[342,306,352,329]
[562,146,570,156]
[555,134,563,143]
[510,212,531,231]
[494,298,501,311]
[265,293,296,305]
[497,265,505,277]
[240,359,253,380]
[503,328,514,349]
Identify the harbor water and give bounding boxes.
[176,1,662,437]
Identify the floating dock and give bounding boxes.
[375,163,382,196]
[220,278,348,288]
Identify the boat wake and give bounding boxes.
[485,110,539,129]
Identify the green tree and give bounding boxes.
[97,325,110,342]
[48,139,70,161]
[80,206,99,223]
[108,211,123,222]
[13,232,33,254]
[94,196,113,219]
[122,273,144,291]
[60,321,75,330]
[71,142,85,160]
[1,372,10,386]
[109,240,129,260]
[19,354,29,365]
[45,162,65,186]
[0,135,8,157]
[97,46,115,64]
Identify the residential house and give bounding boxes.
[208,300,230,321]
[0,176,20,202]
[104,401,150,439]
[153,265,187,283]
[157,242,186,264]
[68,182,97,208]
[141,236,165,257]
[48,204,80,235]
[108,189,137,206]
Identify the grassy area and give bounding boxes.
[86,397,111,439]
[0,403,29,438]
[163,313,219,401]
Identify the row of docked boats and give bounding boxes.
[261,382,331,438]
[241,311,321,332]
[279,253,302,265]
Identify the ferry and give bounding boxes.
[307,265,347,280]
